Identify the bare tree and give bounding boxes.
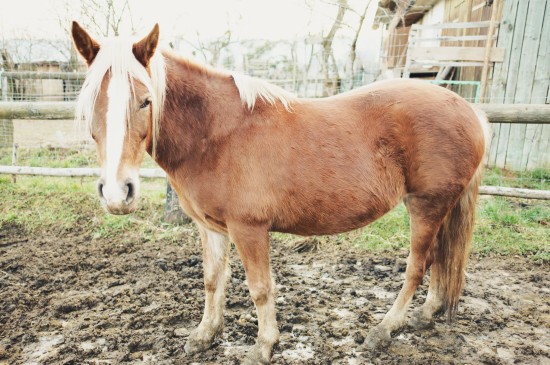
[348,0,372,88]
[185,30,233,67]
[321,0,348,96]
[78,0,136,37]
[53,0,139,69]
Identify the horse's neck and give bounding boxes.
[153,55,243,173]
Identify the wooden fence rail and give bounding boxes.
[0,102,550,123]
[0,166,165,178]
[0,102,76,120]
[0,165,548,200]
[1,102,549,200]
[1,71,86,80]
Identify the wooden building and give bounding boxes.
[1,39,79,102]
[375,0,550,170]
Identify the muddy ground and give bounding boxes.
[1,222,549,365]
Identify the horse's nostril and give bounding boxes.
[125,182,135,204]
[97,180,105,200]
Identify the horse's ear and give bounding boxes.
[133,24,160,67]
[71,21,100,66]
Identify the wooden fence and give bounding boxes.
[2,46,550,170]
[488,0,550,171]
[0,101,549,200]
[0,101,549,122]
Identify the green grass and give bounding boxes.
[483,167,550,190]
[0,147,158,168]
[346,197,549,262]
[0,175,173,241]
[345,204,410,251]
[1,175,548,261]
[0,148,548,262]
[474,196,549,261]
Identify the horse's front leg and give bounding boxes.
[184,225,230,355]
[229,223,279,365]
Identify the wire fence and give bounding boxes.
[0,71,85,101]
[0,53,549,190]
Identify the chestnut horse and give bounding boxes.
[72,22,488,363]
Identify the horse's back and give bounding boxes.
[303,78,486,191]
[265,79,486,234]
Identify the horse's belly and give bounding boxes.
[271,197,395,236]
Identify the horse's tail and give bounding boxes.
[436,108,489,320]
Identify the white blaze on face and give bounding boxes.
[103,74,130,204]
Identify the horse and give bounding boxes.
[71,22,488,363]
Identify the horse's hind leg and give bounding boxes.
[185,226,230,355]
[365,193,448,350]
[409,255,444,329]
[229,223,279,365]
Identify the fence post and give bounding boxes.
[164,181,191,224]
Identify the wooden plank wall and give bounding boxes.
[443,0,494,100]
[488,0,550,171]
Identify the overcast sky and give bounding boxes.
[0,0,382,69]
[0,0,376,41]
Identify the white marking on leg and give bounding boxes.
[380,293,414,331]
[205,228,228,266]
[256,277,279,344]
[414,271,444,321]
[186,226,230,353]
[199,226,230,331]
[247,275,279,362]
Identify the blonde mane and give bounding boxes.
[76,39,295,158]
[231,73,295,111]
[76,37,166,154]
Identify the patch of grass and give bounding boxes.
[474,196,549,261]
[0,175,94,232]
[1,166,548,262]
[0,175,169,241]
[0,146,158,168]
[339,197,548,262]
[0,147,96,168]
[483,167,550,190]
[346,204,410,252]
[0,146,172,242]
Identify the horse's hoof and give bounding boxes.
[184,329,217,355]
[242,342,272,365]
[409,310,435,330]
[364,327,392,350]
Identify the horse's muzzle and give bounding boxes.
[97,178,138,215]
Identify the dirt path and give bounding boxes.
[1,222,549,364]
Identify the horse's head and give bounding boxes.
[71,22,165,215]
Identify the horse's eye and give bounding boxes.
[140,98,151,109]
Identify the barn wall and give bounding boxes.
[37,64,64,102]
[443,0,495,100]
[488,0,550,171]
